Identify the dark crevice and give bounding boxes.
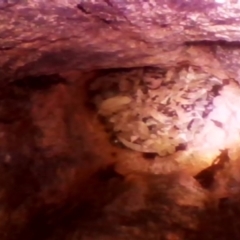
[96,163,124,181]
[76,4,91,14]
[142,152,158,160]
[76,3,115,25]
[76,1,132,27]
[175,143,187,151]
[194,149,230,189]
[0,46,14,50]
[11,74,67,91]
[185,40,240,48]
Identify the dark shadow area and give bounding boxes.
[185,40,240,48]
[13,171,240,240]
[194,149,230,189]
[14,163,127,240]
[11,74,67,91]
[1,72,240,240]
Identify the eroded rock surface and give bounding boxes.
[1,0,240,80]
[0,70,239,240]
[2,0,240,240]
[0,71,117,239]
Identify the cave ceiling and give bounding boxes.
[1,0,240,80]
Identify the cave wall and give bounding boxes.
[2,1,240,239]
[0,70,121,239]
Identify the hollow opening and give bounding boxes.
[84,65,240,175]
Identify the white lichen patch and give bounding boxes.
[89,65,240,170]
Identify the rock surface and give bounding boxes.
[0,69,239,240]
[0,0,240,80]
[2,1,240,240]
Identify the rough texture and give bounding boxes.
[0,69,239,240]
[1,0,240,80]
[2,1,240,240]
[0,71,118,239]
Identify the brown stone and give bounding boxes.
[1,1,240,240]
